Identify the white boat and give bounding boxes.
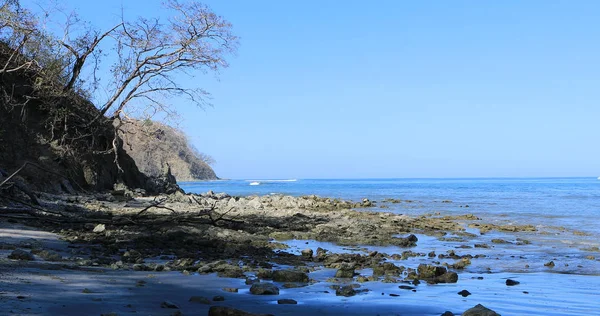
[249,182,260,186]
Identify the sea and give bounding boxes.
[180,178,600,315]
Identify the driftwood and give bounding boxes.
[1,162,241,230]
[1,192,242,230]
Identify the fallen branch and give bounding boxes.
[133,197,176,218]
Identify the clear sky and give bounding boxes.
[46,1,600,179]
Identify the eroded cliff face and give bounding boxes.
[118,119,217,182]
[0,46,175,194]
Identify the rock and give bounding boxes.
[272,270,309,283]
[417,264,447,279]
[36,250,62,261]
[316,247,328,257]
[301,248,314,258]
[435,272,459,284]
[8,249,34,261]
[133,264,150,271]
[222,287,239,293]
[212,295,225,301]
[93,224,106,233]
[462,304,499,316]
[373,262,403,276]
[160,301,179,309]
[506,279,520,286]
[256,269,273,279]
[458,290,471,297]
[215,192,230,199]
[544,261,555,267]
[277,299,298,304]
[335,266,355,278]
[446,258,471,270]
[335,285,357,297]
[189,296,211,304]
[441,312,455,316]
[208,306,274,316]
[249,283,280,295]
[216,266,245,278]
[245,277,259,285]
[122,250,143,263]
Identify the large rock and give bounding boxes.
[462,304,500,316]
[335,265,355,278]
[249,283,280,295]
[435,272,458,283]
[373,262,403,276]
[272,270,309,283]
[335,285,357,297]
[208,306,274,316]
[8,249,34,261]
[417,264,447,279]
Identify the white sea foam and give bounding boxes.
[245,179,297,183]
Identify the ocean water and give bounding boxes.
[181,177,600,234]
[180,178,600,315]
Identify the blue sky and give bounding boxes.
[49,1,600,178]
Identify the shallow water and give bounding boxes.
[181,178,600,314]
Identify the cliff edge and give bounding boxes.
[119,120,218,181]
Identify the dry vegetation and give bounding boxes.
[120,119,217,181]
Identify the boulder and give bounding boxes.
[373,262,403,276]
[160,301,179,309]
[435,272,459,284]
[93,224,106,233]
[335,264,355,278]
[249,283,280,295]
[462,304,500,316]
[189,296,211,304]
[272,270,309,283]
[33,249,62,261]
[216,266,245,278]
[417,264,447,279]
[8,249,34,261]
[458,290,471,297]
[301,248,314,258]
[208,306,274,316]
[277,299,298,304]
[335,285,357,297]
[505,279,520,286]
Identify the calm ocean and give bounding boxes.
[181,177,600,235]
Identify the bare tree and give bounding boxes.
[98,0,238,120]
[0,0,38,74]
[59,20,122,92]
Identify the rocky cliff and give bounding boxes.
[118,120,218,181]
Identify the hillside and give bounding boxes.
[0,44,177,194]
[119,120,218,181]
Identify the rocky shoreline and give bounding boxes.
[1,190,592,315]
